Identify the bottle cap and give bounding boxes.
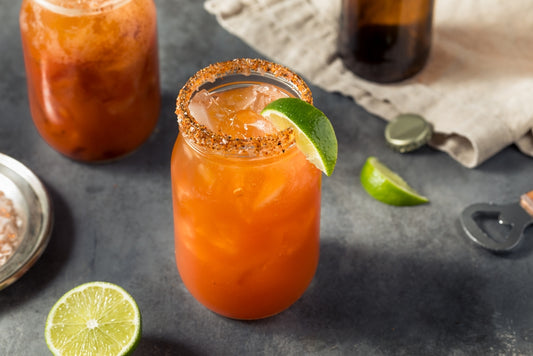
[385,114,432,153]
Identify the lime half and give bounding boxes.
[360,156,429,206]
[261,98,338,176]
[45,281,142,356]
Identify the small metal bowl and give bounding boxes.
[0,153,53,290]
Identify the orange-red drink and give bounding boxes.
[19,0,160,162]
[171,59,322,319]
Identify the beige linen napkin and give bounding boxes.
[204,0,533,168]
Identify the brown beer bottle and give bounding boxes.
[339,0,435,83]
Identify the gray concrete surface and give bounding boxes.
[1,1,533,355]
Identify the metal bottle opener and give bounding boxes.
[460,190,533,252]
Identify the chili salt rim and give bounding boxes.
[175,58,313,157]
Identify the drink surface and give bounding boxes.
[172,83,321,319]
[19,0,160,161]
[189,83,288,139]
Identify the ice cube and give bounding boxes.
[227,110,276,138]
[189,85,287,137]
[247,84,289,112]
[189,89,231,131]
[244,115,277,134]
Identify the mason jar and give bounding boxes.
[171,59,322,319]
[19,0,160,162]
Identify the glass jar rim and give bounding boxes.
[32,0,131,16]
[175,58,313,157]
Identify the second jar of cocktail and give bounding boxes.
[19,0,160,162]
[171,59,322,320]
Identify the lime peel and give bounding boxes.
[261,98,338,176]
[45,281,141,356]
[360,156,429,206]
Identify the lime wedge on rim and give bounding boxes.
[45,281,142,356]
[360,156,429,206]
[261,98,338,176]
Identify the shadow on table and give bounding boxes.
[285,238,501,355]
[134,336,201,356]
[115,90,179,176]
[509,225,533,259]
[0,182,74,314]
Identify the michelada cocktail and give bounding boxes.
[19,0,160,162]
[172,59,337,319]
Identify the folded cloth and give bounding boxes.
[205,0,533,168]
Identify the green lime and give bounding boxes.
[45,282,142,356]
[360,156,429,206]
[261,98,338,176]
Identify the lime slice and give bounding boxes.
[45,282,141,356]
[261,98,338,176]
[360,156,429,206]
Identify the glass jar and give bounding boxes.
[339,0,435,83]
[19,0,160,162]
[171,59,321,320]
